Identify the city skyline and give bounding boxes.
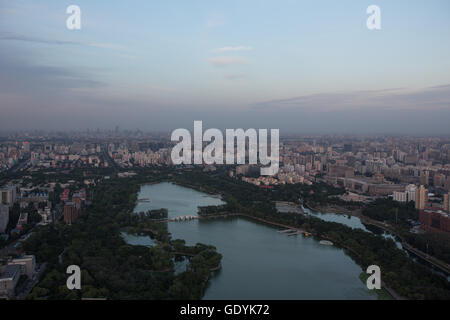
[1,0,450,133]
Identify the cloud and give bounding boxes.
[0,33,123,50]
[252,85,450,112]
[0,46,105,97]
[207,56,246,67]
[213,46,253,53]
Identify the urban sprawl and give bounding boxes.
[1,130,450,299]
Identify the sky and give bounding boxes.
[1,0,450,134]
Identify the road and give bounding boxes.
[102,145,119,170]
[11,157,29,173]
[0,156,29,184]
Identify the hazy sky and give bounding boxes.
[1,0,450,134]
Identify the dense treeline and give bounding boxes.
[404,232,450,265]
[24,174,222,300]
[361,198,450,264]
[362,198,418,229]
[198,205,230,215]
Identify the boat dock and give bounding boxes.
[278,228,311,237]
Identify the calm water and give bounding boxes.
[302,205,369,231]
[121,231,156,247]
[302,205,408,251]
[130,182,376,300]
[302,205,450,281]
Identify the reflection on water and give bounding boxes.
[134,182,225,218]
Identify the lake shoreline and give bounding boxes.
[132,181,379,300]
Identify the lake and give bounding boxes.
[130,182,376,300]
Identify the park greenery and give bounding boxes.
[24,173,222,300]
[362,198,418,229]
[404,232,450,265]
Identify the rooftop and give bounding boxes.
[0,264,21,280]
[423,207,450,218]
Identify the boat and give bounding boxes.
[319,240,333,246]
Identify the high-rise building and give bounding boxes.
[393,191,407,202]
[406,184,417,202]
[0,186,17,207]
[63,202,80,224]
[415,185,428,210]
[394,184,418,203]
[444,193,450,212]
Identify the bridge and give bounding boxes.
[168,215,199,222]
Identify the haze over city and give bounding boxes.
[1,0,450,134]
